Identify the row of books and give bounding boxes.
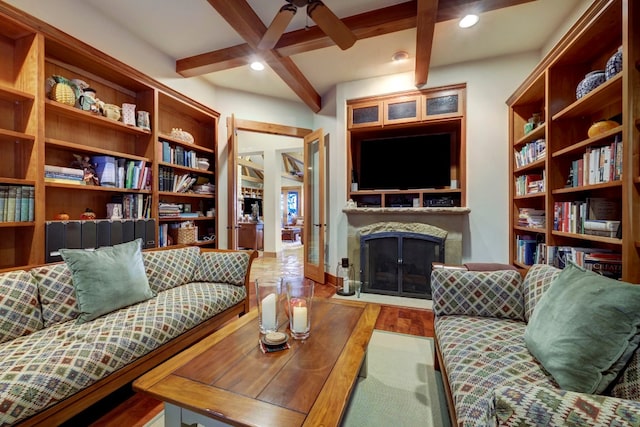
[0,185,35,222]
[515,172,545,196]
[110,194,152,219]
[532,243,622,279]
[553,197,621,237]
[92,156,151,190]
[517,208,545,228]
[158,166,200,193]
[566,137,622,188]
[160,140,199,168]
[515,235,539,266]
[514,138,546,169]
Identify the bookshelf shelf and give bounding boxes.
[514,225,545,233]
[158,161,214,176]
[551,126,622,158]
[45,137,150,163]
[0,222,35,228]
[45,182,152,193]
[158,191,213,199]
[551,74,622,121]
[158,133,214,155]
[551,230,622,245]
[514,158,545,174]
[45,99,152,136]
[0,85,34,102]
[514,193,545,200]
[0,128,35,143]
[0,178,36,186]
[158,216,214,222]
[551,180,622,194]
[515,124,545,147]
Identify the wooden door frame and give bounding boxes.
[226,118,312,251]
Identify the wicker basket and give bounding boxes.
[176,227,197,244]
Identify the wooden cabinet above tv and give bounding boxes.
[347,84,466,208]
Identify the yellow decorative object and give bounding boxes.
[47,75,77,106]
[50,81,76,106]
[588,120,619,138]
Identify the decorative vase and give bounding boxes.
[605,46,623,80]
[102,104,121,121]
[122,103,136,126]
[576,70,606,99]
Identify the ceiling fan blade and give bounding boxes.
[307,1,356,50]
[258,4,297,51]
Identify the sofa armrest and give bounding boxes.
[430,268,524,320]
[491,384,640,426]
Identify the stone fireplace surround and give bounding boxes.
[343,206,471,284]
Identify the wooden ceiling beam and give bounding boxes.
[415,0,438,87]
[180,1,531,76]
[186,0,533,111]
[205,0,321,112]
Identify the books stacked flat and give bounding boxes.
[44,165,85,185]
[193,183,215,195]
[583,219,620,238]
[159,203,181,218]
[518,208,545,228]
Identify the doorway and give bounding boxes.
[227,116,311,256]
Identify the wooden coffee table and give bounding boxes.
[133,298,380,427]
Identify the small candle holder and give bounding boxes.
[255,278,281,334]
[285,277,314,340]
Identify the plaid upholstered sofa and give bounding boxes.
[431,264,640,426]
[0,244,256,426]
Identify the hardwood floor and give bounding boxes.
[82,244,433,426]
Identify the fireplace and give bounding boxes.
[343,205,470,299]
[361,231,444,299]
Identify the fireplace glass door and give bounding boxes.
[360,232,443,299]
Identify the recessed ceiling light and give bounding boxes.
[250,61,265,71]
[392,51,409,62]
[459,14,479,28]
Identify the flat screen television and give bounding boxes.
[243,197,262,215]
[357,133,451,190]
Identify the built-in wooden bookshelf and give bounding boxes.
[0,3,219,268]
[507,0,640,283]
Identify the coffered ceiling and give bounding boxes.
[80,0,583,111]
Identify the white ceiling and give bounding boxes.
[81,0,583,104]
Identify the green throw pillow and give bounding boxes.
[525,262,640,394]
[60,239,155,324]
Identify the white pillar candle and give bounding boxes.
[261,293,277,330]
[292,306,308,332]
[343,279,350,294]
